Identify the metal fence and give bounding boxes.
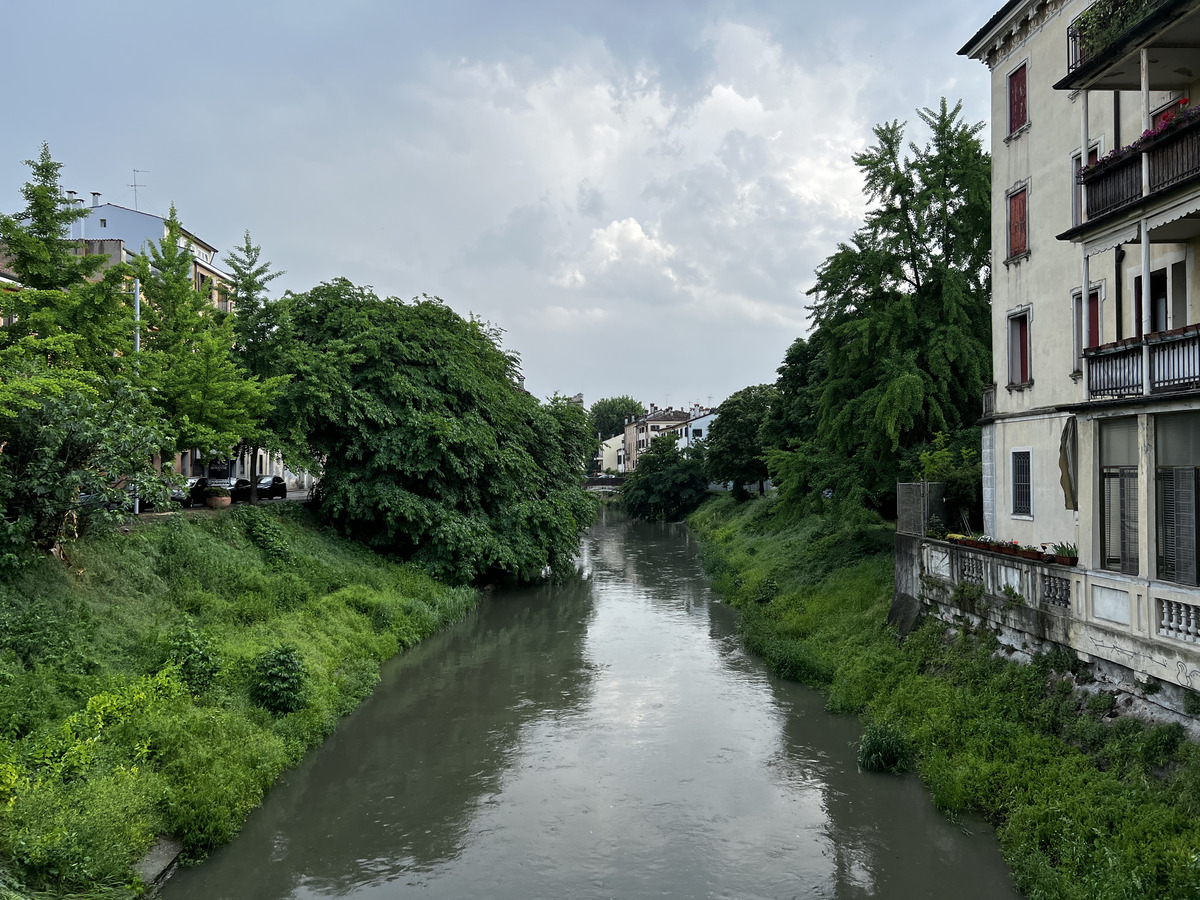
[897,482,946,536]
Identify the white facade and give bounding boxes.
[962,0,1200,684]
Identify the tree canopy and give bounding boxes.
[764,100,991,510]
[587,395,645,441]
[705,384,775,501]
[285,279,595,583]
[622,433,708,521]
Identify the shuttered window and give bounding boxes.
[1008,64,1028,135]
[1155,412,1200,584]
[1012,450,1032,516]
[1008,188,1028,258]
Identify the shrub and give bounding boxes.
[164,623,219,694]
[857,721,912,772]
[248,644,308,715]
[1085,691,1115,715]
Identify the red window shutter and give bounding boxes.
[1088,289,1100,348]
[1009,65,1027,134]
[1009,189,1028,257]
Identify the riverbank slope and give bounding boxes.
[0,504,476,898]
[689,494,1200,900]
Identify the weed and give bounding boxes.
[857,721,912,772]
[248,644,308,715]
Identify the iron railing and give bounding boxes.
[1082,110,1200,219]
[1067,0,1172,72]
[1087,343,1143,396]
[1150,329,1200,393]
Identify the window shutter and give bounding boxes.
[1009,190,1028,257]
[1009,65,1027,134]
[1120,466,1139,575]
[1176,467,1197,585]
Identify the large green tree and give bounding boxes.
[0,143,104,291]
[224,231,293,501]
[0,148,165,562]
[285,279,595,583]
[134,207,279,464]
[622,433,708,521]
[705,384,776,501]
[587,396,645,441]
[772,99,991,509]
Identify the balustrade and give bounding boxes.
[1158,596,1200,643]
[1087,344,1143,397]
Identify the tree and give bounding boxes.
[224,231,291,502]
[0,143,105,291]
[705,384,776,501]
[587,396,645,441]
[285,279,595,584]
[134,207,281,464]
[775,99,990,509]
[622,433,708,521]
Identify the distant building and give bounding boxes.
[70,194,232,311]
[622,405,692,472]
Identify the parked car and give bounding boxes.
[228,478,254,503]
[256,475,288,500]
[186,477,237,507]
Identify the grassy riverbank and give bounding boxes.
[690,494,1200,900]
[0,504,476,898]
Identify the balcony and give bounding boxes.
[1057,0,1199,92]
[1067,0,1174,73]
[1085,325,1200,397]
[1081,114,1200,220]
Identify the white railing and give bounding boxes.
[1159,597,1200,643]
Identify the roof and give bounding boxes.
[958,0,1024,57]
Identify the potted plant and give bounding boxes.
[1000,540,1019,556]
[205,485,232,509]
[1052,542,1079,566]
[1017,544,1042,560]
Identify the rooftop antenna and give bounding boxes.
[128,169,149,211]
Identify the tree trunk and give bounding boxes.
[249,445,260,503]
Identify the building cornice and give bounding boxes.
[960,0,1071,69]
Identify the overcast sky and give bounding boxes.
[3,0,1000,409]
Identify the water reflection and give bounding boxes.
[163,510,1018,900]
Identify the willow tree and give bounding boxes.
[778,99,991,508]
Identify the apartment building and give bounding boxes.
[942,0,1200,689]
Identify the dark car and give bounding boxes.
[228,479,254,503]
[186,477,236,507]
[257,475,288,500]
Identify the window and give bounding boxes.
[1072,287,1100,372]
[1007,187,1028,259]
[1008,310,1030,386]
[1012,449,1032,516]
[1008,64,1028,135]
[1134,269,1170,337]
[1072,145,1100,226]
[1100,418,1139,574]
[1153,97,1186,129]
[1156,412,1200,584]
[692,428,703,439]
[99,218,106,227]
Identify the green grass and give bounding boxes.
[0,504,476,898]
[690,494,1200,900]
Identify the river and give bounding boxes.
[160,508,1019,899]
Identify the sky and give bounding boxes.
[3,0,1001,410]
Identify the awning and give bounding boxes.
[1084,222,1140,258]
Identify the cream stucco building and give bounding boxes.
[936,0,1200,691]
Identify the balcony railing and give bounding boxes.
[1082,113,1200,219]
[1067,0,1172,72]
[1085,326,1200,397]
[1149,327,1200,393]
[1087,341,1144,396]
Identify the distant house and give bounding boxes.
[595,434,623,473]
[670,405,715,451]
[622,405,693,472]
[70,195,232,311]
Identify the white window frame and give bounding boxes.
[1007,305,1033,388]
[1072,281,1104,375]
[1011,447,1034,520]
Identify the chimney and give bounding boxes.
[91,192,101,207]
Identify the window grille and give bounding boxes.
[1012,450,1031,516]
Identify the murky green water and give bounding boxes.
[161,509,1019,899]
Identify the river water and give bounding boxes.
[161,509,1019,899]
